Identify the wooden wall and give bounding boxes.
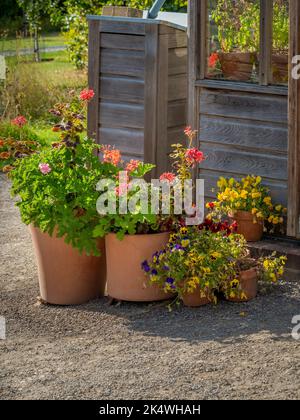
[198,87,288,205]
[88,17,187,177]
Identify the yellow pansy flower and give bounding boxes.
[275,205,282,212]
[252,192,262,199]
[181,239,190,248]
[211,251,222,259]
[252,208,258,215]
[263,196,272,205]
[240,190,248,199]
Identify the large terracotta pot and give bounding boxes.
[233,211,263,242]
[30,226,106,305]
[181,287,210,308]
[218,52,257,81]
[227,268,258,303]
[105,232,172,302]
[272,54,288,84]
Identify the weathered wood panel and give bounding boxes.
[168,101,187,127]
[100,33,145,51]
[200,116,287,153]
[200,144,287,181]
[100,21,146,35]
[101,49,145,78]
[168,31,187,49]
[168,74,187,101]
[100,101,144,129]
[198,87,288,206]
[200,89,287,124]
[99,127,144,157]
[100,76,144,103]
[168,48,188,75]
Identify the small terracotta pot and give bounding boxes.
[228,268,258,303]
[218,52,257,81]
[232,211,263,242]
[272,54,288,84]
[106,232,172,302]
[30,226,106,305]
[181,287,210,308]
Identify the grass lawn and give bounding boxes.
[5,50,87,90]
[0,50,87,143]
[0,33,66,53]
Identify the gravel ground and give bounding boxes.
[1,174,300,400]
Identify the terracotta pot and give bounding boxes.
[30,226,106,305]
[272,54,288,84]
[232,211,263,242]
[106,232,173,302]
[228,268,258,303]
[218,52,257,81]
[181,287,210,308]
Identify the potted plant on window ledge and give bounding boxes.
[272,0,289,84]
[211,0,260,82]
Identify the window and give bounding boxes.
[203,0,289,86]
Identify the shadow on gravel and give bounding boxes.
[73,282,300,344]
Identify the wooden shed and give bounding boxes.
[87,12,188,177]
[188,0,300,240]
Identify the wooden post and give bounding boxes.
[188,0,200,129]
[144,24,159,179]
[87,19,101,144]
[259,0,272,86]
[287,0,300,238]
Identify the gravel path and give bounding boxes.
[1,174,300,400]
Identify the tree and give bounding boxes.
[17,0,50,62]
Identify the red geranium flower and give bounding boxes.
[11,116,27,128]
[207,202,215,209]
[79,88,95,102]
[208,52,219,69]
[159,172,176,183]
[185,148,205,165]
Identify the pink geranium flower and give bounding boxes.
[159,172,176,183]
[39,163,52,175]
[79,88,95,101]
[11,116,27,128]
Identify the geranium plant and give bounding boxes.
[207,175,287,232]
[9,89,121,256]
[92,127,205,240]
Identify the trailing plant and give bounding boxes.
[221,253,287,300]
[142,226,247,305]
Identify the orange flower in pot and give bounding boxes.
[206,175,287,242]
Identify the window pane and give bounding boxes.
[206,0,260,83]
[272,0,289,85]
